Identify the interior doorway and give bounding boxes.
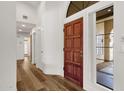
[24,37,30,57]
[24,36,32,62]
[96,6,114,90]
[64,18,83,87]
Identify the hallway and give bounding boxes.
[17,58,82,91]
[1,1,124,91]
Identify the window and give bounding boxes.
[66,1,98,17]
[96,35,104,55]
[96,6,114,90]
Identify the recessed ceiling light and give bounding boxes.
[19,29,22,32]
[107,9,111,12]
[22,24,26,27]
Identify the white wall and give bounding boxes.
[0,2,16,90]
[114,2,124,90]
[32,31,36,64]
[41,3,63,75]
[27,37,31,56]
[34,2,46,70]
[31,27,41,66]
[16,1,37,24]
[16,35,24,60]
[34,1,69,75]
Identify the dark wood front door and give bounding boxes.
[64,18,83,87]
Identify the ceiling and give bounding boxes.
[96,6,113,20]
[16,21,36,35]
[67,1,98,17]
[67,1,113,19]
[18,1,41,9]
[16,1,38,36]
[26,1,40,8]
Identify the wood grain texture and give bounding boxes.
[64,18,83,87]
[17,58,83,91]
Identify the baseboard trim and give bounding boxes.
[17,59,24,62]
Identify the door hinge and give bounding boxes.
[63,28,65,32]
[63,48,64,51]
[63,67,65,70]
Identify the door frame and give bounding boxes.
[64,1,113,91]
[30,35,32,62]
[91,6,114,90]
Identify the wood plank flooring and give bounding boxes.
[17,58,83,91]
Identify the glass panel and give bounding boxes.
[96,6,114,90]
[66,1,98,17]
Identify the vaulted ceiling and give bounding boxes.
[66,1,98,17]
[96,6,113,20]
[66,1,113,20]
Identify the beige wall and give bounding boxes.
[96,22,104,64]
[104,19,113,61]
[96,19,113,63]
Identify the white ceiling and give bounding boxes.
[46,1,65,7]
[18,1,41,9]
[16,21,36,34]
[26,1,41,9]
[16,1,38,36]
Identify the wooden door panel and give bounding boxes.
[73,22,81,36]
[64,18,83,87]
[64,62,74,78]
[74,52,81,63]
[74,65,81,80]
[65,38,73,48]
[65,51,73,61]
[66,25,73,36]
[74,38,81,48]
